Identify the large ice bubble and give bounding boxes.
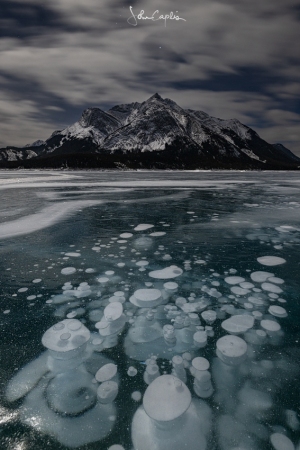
[131,374,212,450]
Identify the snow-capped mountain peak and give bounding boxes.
[1,94,299,169]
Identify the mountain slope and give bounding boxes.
[1,93,299,169]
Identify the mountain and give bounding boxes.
[1,93,299,169]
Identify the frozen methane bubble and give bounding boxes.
[268,276,284,284]
[230,286,250,296]
[257,256,286,266]
[193,331,207,348]
[42,319,90,356]
[130,289,162,308]
[250,271,275,282]
[131,391,142,401]
[270,433,295,450]
[224,276,245,285]
[192,357,210,371]
[96,303,126,343]
[120,233,133,238]
[261,319,281,335]
[61,267,76,275]
[136,260,149,267]
[163,281,178,291]
[193,370,213,399]
[97,381,118,404]
[127,366,138,377]
[143,375,191,422]
[201,310,217,324]
[150,231,166,236]
[221,315,254,335]
[133,237,153,250]
[268,305,288,318]
[104,302,123,321]
[46,370,97,415]
[134,224,154,231]
[238,385,272,412]
[108,445,125,450]
[95,363,117,382]
[144,363,160,385]
[261,282,283,294]
[216,335,248,365]
[148,265,183,279]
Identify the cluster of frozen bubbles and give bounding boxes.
[5,226,300,450]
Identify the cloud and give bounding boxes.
[0,0,299,155]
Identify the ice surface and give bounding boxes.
[1,171,300,450]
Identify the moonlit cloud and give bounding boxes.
[0,0,299,155]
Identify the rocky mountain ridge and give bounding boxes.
[1,93,299,169]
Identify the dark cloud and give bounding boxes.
[0,0,299,155]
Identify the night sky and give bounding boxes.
[1,0,300,156]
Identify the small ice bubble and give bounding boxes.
[61,267,76,275]
[131,391,142,401]
[134,224,154,231]
[261,282,283,294]
[224,276,245,285]
[97,380,118,404]
[105,270,115,276]
[60,332,71,340]
[95,363,118,382]
[127,366,138,377]
[97,277,109,283]
[66,311,77,318]
[120,233,133,238]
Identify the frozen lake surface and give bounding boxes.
[0,170,300,450]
